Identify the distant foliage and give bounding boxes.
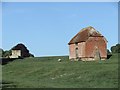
[107,49,112,55]
[107,49,112,59]
[0,48,4,57]
[111,44,120,53]
[29,53,34,57]
[2,50,12,58]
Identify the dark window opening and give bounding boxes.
[75,48,78,58]
[75,42,78,46]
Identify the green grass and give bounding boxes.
[2,54,118,88]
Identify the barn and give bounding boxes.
[9,43,30,58]
[68,26,107,61]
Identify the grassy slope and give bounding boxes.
[2,54,118,88]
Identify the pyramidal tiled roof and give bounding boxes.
[68,26,103,45]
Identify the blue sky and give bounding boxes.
[2,2,118,56]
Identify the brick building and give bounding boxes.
[68,26,107,61]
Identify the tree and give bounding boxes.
[107,49,111,55]
[2,50,12,58]
[29,53,34,57]
[116,44,120,53]
[111,44,120,53]
[107,49,112,59]
[111,46,116,53]
[0,48,4,57]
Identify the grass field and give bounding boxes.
[2,54,118,88]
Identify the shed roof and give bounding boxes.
[11,43,28,51]
[68,26,105,45]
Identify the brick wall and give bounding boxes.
[69,37,107,60]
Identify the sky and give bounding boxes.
[2,2,118,56]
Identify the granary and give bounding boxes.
[68,26,107,61]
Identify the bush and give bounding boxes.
[107,49,112,59]
[29,53,34,57]
[0,48,4,57]
[111,44,120,53]
[2,50,12,58]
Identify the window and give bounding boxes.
[75,48,78,58]
[75,42,78,46]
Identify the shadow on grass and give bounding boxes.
[0,57,23,65]
[107,54,112,59]
[2,81,17,88]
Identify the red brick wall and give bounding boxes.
[69,44,76,59]
[69,37,107,60]
[85,37,107,59]
[69,42,86,59]
[78,42,85,57]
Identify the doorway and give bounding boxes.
[94,47,101,60]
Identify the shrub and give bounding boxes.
[111,44,120,53]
